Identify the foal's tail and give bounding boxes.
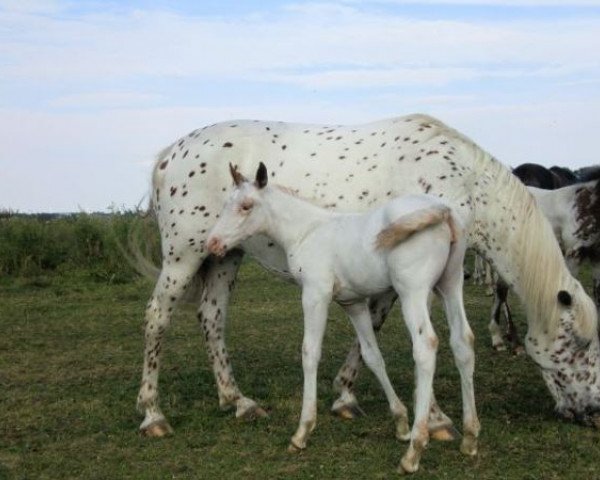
[375,205,459,250]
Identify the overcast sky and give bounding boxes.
[2,0,600,212]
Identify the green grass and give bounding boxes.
[1,262,599,479]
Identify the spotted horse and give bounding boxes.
[137,114,600,443]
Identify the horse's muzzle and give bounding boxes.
[560,407,600,429]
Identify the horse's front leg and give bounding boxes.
[197,250,267,419]
[342,302,410,440]
[331,290,397,418]
[289,287,330,451]
[489,280,508,351]
[489,279,522,353]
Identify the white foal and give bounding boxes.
[207,163,478,474]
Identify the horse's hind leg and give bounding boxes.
[197,250,267,419]
[331,290,397,419]
[138,256,205,436]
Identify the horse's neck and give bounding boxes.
[263,187,336,252]
[468,161,573,338]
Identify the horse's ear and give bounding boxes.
[557,290,573,307]
[255,162,268,189]
[229,163,246,186]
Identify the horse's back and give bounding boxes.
[151,113,485,261]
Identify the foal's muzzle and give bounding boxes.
[207,236,227,257]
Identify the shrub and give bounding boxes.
[0,211,161,280]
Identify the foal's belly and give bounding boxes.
[333,260,392,304]
[241,235,294,279]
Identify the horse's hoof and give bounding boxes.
[430,424,460,442]
[492,343,507,352]
[140,419,173,438]
[332,403,366,420]
[238,405,269,421]
[460,436,478,457]
[395,417,411,442]
[512,345,526,356]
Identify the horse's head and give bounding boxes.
[207,162,269,257]
[534,286,600,428]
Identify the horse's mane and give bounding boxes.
[435,120,597,339]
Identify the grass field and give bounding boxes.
[2,260,599,480]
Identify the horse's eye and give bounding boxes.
[241,202,253,212]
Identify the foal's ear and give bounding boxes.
[229,163,246,186]
[255,162,268,189]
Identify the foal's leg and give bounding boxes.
[436,247,480,457]
[332,292,456,441]
[396,288,438,474]
[138,256,204,436]
[289,288,330,451]
[342,302,410,440]
[197,250,267,419]
[332,290,397,418]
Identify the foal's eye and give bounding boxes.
[240,202,253,212]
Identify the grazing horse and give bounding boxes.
[512,162,577,190]
[490,176,600,353]
[137,114,600,440]
[206,163,476,473]
[550,166,579,187]
[577,165,600,182]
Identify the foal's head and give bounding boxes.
[207,162,269,257]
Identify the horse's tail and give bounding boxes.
[114,203,161,282]
[375,205,457,250]
[117,144,172,284]
[116,144,208,302]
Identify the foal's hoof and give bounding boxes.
[237,405,269,421]
[331,402,366,420]
[492,343,507,352]
[140,419,173,438]
[430,424,460,442]
[460,435,478,457]
[287,439,306,453]
[396,459,419,475]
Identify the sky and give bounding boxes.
[1,0,600,212]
